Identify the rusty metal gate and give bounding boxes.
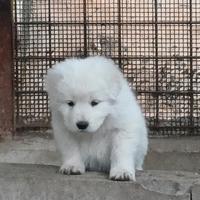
[13,0,200,136]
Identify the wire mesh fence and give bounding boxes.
[13,0,200,136]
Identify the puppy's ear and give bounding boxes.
[108,70,123,103]
[44,68,63,93]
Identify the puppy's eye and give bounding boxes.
[66,101,75,107]
[91,100,99,107]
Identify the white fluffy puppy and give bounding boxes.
[45,56,148,181]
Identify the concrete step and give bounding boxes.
[0,163,200,200]
[1,133,200,172]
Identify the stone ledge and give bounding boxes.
[1,134,200,172]
[0,163,199,200]
[191,185,200,200]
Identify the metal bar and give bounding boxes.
[48,0,52,68]
[13,0,19,128]
[149,126,200,130]
[118,0,122,68]
[0,0,14,136]
[14,55,200,60]
[14,21,200,25]
[154,0,159,130]
[15,90,200,95]
[136,90,200,95]
[189,0,194,135]
[15,123,200,131]
[83,0,88,57]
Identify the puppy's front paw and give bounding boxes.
[59,163,85,175]
[109,168,135,181]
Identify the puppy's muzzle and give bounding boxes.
[76,121,89,130]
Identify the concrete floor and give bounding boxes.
[0,133,200,199]
[0,163,200,200]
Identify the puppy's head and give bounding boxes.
[45,56,123,133]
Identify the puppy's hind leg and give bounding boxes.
[135,154,144,171]
[135,138,148,171]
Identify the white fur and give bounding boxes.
[45,56,148,181]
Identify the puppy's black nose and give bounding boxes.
[76,121,89,130]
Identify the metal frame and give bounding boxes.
[12,0,200,136]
